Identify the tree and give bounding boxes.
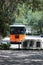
[29,11,43,34]
[0,0,43,37]
[0,0,15,37]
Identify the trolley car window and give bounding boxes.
[10,27,26,34]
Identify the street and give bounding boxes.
[0,50,43,65]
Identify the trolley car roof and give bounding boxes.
[10,25,26,27]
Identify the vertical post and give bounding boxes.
[18,44,20,49]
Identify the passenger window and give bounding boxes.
[29,40,34,47]
[23,40,28,48]
[36,41,40,47]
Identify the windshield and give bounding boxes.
[10,27,26,34]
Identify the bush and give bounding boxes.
[0,43,10,50]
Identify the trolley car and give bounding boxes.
[10,24,26,44]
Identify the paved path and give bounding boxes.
[0,50,43,65]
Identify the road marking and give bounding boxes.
[31,59,43,62]
[0,55,10,58]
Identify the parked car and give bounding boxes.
[40,34,43,37]
[1,37,10,44]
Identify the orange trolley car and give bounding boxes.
[10,24,26,44]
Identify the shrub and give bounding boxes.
[0,43,10,50]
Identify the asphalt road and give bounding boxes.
[0,50,43,65]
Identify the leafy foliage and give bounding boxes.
[0,0,43,37]
[0,43,10,50]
